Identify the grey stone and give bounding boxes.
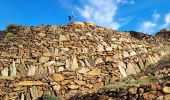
[126,62,137,75]
[10,61,17,77]
[97,44,105,52]
[27,65,36,76]
[44,61,55,67]
[1,67,9,77]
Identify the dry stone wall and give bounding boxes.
[0,24,170,99]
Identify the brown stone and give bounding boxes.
[128,87,137,94]
[93,82,104,91]
[74,80,86,86]
[70,56,79,70]
[15,81,44,86]
[87,68,101,76]
[39,56,50,63]
[164,94,170,100]
[61,80,72,85]
[68,85,80,89]
[52,74,64,82]
[163,86,170,93]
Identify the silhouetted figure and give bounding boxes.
[68,11,76,22]
[68,16,72,21]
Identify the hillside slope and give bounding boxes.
[0,23,170,99]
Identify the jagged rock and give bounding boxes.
[128,87,137,94]
[129,51,137,56]
[39,56,50,63]
[61,80,72,85]
[58,67,64,72]
[84,22,94,26]
[38,32,46,37]
[106,46,112,51]
[78,67,90,74]
[27,65,36,76]
[118,62,127,77]
[44,61,55,67]
[93,82,104,91]
[70,56,79,70]
[1,67,9,77]
[30,86,39,100]
[53,84,61,91]
[52,74,64,82]
[87,68,101,76]
[68,85,80,89]
[20,93,25,100]
[59,34,67,41]
[126,63,137,75]
[123,51,129,58]
[9,61,17,77]
[48,66,55,74]
[65,59,70,69]
[69,22,85,26]
[74,80,86,86]
[95,57,104,65]
[131,62,141,73]
[97,44,105,52]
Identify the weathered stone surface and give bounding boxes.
[123,51,129,58]
[164,94,170,100]
[30,86,39,100]
[128,87,137,94]
[97,44,105,52]
[1,67,9,77]
[39,56,50,63]
[44,61,55,67]
[27,65,36,76]
[78,68,90,74]
[69,21,85,26]
[59,34,67,41]
[52,74,64,82]
[15,81,44,86]
[53,84,61,91]
[95,58,104,65]
[74,80,86,86]
[68,85,80,89]
[129,51,137,56]
[126,63,137,75]
[87,68,101,76]
[84,21,94,26]
[70,56,79,70]
[163,86,170,93]
[9,61,17,77]
[0,23,169,100]
[118,62,127,77]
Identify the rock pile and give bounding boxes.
[70,81,170,100]
[156,28,170,41]
[0,23,170,99]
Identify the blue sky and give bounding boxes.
[0,0,170,34]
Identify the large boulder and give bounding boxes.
[84,21,94,26]
[68,21,85,26]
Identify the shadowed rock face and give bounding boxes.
[128,31,155,40]
[155,29,170,41]
[0,24,170,99]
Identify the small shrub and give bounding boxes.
[6,32,14,39]
[41,93,59,100]
[6,24,23,31]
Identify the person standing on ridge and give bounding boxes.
[68,11,76,22]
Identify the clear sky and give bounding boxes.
[0,0,170,34]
